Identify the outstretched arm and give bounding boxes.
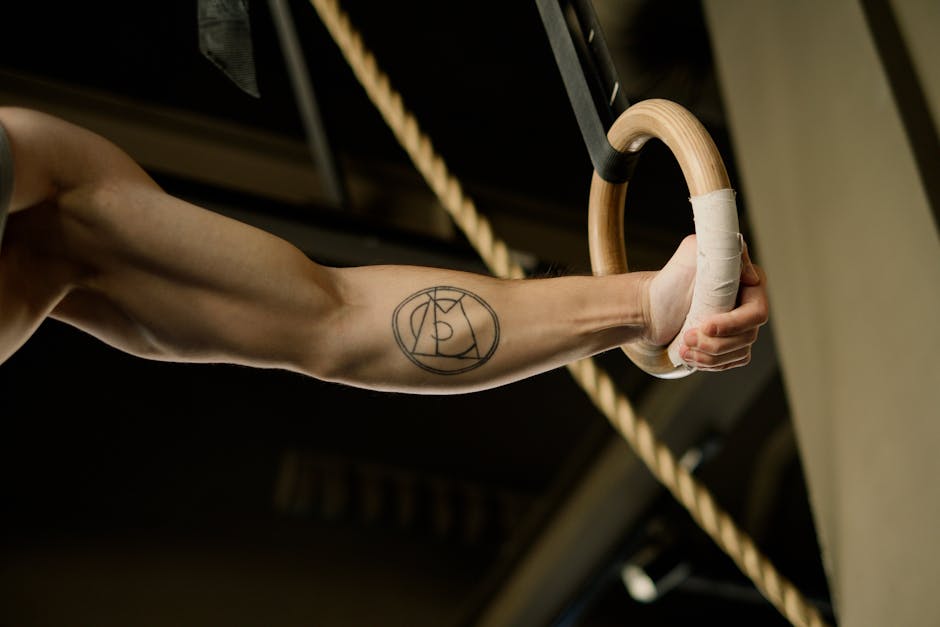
[0,107,767,394]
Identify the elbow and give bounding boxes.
[290,267,359,384]
[297,324,382,390]
[300,332,352,385]
[290,297,400,392]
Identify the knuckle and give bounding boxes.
[756,301,770,325]
[697,336,717,354]
[695,351,717,367]
[722,351,751,370]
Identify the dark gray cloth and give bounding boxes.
[198,0,260,97]
[0,120,13,253]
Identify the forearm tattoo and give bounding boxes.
[392,286,500,374]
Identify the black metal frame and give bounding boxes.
[268,0,349,209]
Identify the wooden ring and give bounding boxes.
[588,99,735,379]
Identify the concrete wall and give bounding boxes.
[702,1,940,625]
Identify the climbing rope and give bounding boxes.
[306,1,829,625]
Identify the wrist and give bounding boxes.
[634,271,655,343]
[587,270,660,349]
[581,272,655,350]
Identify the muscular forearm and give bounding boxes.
[306,265,652,394]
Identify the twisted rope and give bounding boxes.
[307,1,829,625]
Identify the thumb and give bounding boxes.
[740,240,760,285]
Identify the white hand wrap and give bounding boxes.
[667,188,743,367]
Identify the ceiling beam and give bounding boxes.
[0,68,675,272]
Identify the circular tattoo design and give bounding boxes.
[392,286,500,375]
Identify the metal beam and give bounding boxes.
[268,0,349,209]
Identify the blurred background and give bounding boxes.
[2,1,937,626]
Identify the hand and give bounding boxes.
[644,235,769,371]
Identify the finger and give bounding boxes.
[680,344,751,369]
[698,353,752,372]
[684,327,758,356]
[700,273,769,337]
[740,242,761,286]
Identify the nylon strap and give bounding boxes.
[536,0,636,183]
[198,0,260,97]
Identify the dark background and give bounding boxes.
[0,1,831,626]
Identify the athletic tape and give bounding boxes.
[667,188,743,367]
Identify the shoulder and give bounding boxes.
[1,106,153,194]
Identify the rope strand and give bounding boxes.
[307,2,829,625]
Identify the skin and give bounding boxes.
[0,107,768,394]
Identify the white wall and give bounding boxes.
[702,1,940,625]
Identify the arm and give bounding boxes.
[0,108,767,393]
[318,236,768,393]
[316,265,651,393]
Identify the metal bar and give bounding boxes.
[268,0,349,208]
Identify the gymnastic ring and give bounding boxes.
[588,98,741,379]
